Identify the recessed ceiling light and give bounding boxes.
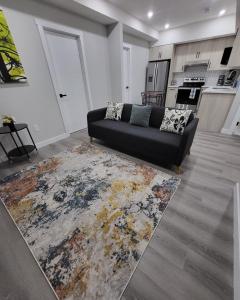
[147,11,153,19]
[165,23,170,29]
[219,9,226,16]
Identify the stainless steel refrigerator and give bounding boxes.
[146,60,170,92]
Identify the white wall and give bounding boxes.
[155,14,236,46]
[0,0,111,152]
[123,33,149,104]
[107,22,123,100]
[83,30,112,108]
[222,88,240,134]
[73,0,159,41]
[237,0,240,30]
[234,183,240,300]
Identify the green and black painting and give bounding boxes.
[0,9,26,83]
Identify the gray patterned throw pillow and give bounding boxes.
[160,108,192,135]
[105,102,124,120]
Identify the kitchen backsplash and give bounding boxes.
[172,65,228,86]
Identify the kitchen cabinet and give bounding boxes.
[173,42,209,72]
[197,92,235,132]
[173,44,188,72]
[182,40,213,63]
[186,42,201,61]
[165,87,178,107]
[228,32,240,68]
[173,36,234,72]
[158,44,173,60]
[197,40,213,61]
[149,44,173,61]
[149,47,159,61]
[209,36,235,70]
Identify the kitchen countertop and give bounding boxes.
[202,87,237,95]
[167,85,237,94]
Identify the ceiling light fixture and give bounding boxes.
[165,23,170,29]
[147,11,153,19]
[219,9,226,16]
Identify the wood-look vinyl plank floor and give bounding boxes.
[0,130,239,300]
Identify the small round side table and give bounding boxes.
[0,123,37,161]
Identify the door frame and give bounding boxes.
[36,18,93,134]
[122,43,132,103]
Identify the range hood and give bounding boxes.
[184,60,209,69]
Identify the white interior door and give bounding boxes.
[123,46,131,103]
[45,30,89,133]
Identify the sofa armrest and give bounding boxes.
[87,107,107,123]
[176,118,199,165]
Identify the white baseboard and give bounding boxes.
[234,182,240,300]
[221,128,233,135]
[36,133,70,149]
[0,133,70,163]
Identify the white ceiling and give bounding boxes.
[106,0,236,31]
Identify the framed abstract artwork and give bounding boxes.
[0,9,27,83]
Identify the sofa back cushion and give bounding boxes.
[121,104,194,127]
[149,106,165,128]
[121,104,132,122]
[188,112,194,124]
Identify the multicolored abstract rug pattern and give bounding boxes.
[0,143,180,300]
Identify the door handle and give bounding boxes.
[59,93,67,98]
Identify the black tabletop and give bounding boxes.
[0,123,28,134]
[0,126,11,134]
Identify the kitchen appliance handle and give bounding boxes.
[154,63,159,91]
[152,63,156,91]
[178,87,201,90]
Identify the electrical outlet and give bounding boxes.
[33,124,40,131]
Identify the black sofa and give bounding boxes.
[87,104,199,169]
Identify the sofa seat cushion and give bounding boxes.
[90,120,182,157]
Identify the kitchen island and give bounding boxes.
[197,87,237,132]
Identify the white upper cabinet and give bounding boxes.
[197,40,213,61]
[209,36,235,70]
[228,32,240,68]
[173,36,235,72]
[149,44,174,61]
[149,47,159,61]
[185,42,200,62]
[173,44,188,72]
[186,40,212,62]
[159,44,174,60]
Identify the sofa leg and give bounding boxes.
[175,165,183,175]
[90,136,93,143]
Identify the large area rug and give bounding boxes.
[0,142,180,300]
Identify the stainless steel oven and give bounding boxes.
[176,77,205,111]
